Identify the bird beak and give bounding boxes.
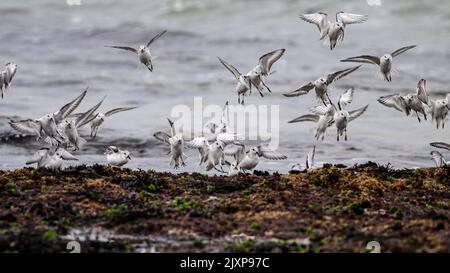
[127,155,132,160]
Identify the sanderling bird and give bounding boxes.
[428,92,450,129]
[224,142,287,172]
[105,146,131,167]
[300,12,368,50]
[26,147,78,170]
[204,141,226,172]
[9,88,88,146]
[283,66,360,105]
[218,57,263,104]
[63,97,105,150]
[0,62,17,99]
[340,45,416,81]
[430,151,447,167]
[153,118,186,169]
[291,145,316,172]
[106,30,167,72]
[246,48,285,93]
[186,136,210,166]
[289,88,368,141]
[429,142,450,167]
[377,79,429,122]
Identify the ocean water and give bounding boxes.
[0,0,450,173]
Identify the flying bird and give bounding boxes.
[106,30,167,72]
[340,45,416,81]
[299,12,368,50]
[377,79,429,122]
[283,66,360,106]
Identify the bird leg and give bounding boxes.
[415,111,421,122]
[345,128,348,141]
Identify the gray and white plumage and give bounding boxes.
[429,142,450,167]
[218,57,262,104]
[226,144,287,172]
[288,104,335,141]
[26,147,78,170]
[246,48,285,93]
[429,93,450,129]
[291,145,316,171]
[9,88,88,146]
[0,62,17,99]
[105,146,131,167]
[299,12,368,50]
[106,30,167,72]
[154,118,186,169]
[341,45,416,81]
[377,79,429,122]
[283,66,361,106]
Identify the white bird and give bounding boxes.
[289,88,368,141]
[283,66,360,105]
[429,94,450,129]
[246,49,285,93]
[218,57,263,104]
[333,104,368,141]
[429,142,450,167]
[9,88,88,146]
[63,97,105,150]
[225,143,287,172]
[291,145,316,172]
[0,62,18,99]
[299,12,368,50]
[288,105,334,141]
[204,141,226,172]
[153,118,186,169]
[377,79,429,122]
[26,147,78,170]
[341,45,416,81]
[105,146,131,167]
[106,30,167,72]
[430,151,447,167]
[186,136,210,166]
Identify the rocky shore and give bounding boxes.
[0,163,448,253]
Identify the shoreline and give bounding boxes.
[0,163,449,252]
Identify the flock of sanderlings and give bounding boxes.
[2,11,449,173]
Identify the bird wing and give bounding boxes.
[153,131,171,145]
[26,148,49,165]
[76,97,105,127]
[338,87,354,110]
[377,94,410,115]
[430,142,450,152]
[309,105,334,116]
[187,137,207,148]
[224,142,246,159]
[9,119,41,136]
[391,45,416,58]
[336,12,368,25]
[326,65,361,85]
[258,48,285,75]
[306,145,316,170]
[105,45,138,54]
[340,55,380,65]
[283,82,314,97]
[216,132,238,145]
[348,105,369,122]
[57,148,79,161]
[147,30,167,47]
[288,114,320,123]
[217,57,241,80]
[53,88,88,124]
[104,106,137,117]
[416,79,429,105]
[257,145,287,160]
[299,12,330,35]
